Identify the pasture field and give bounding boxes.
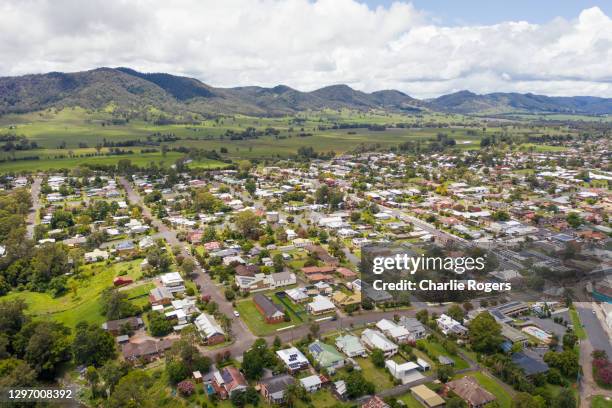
[0,107,579,172]
[3,259,144,328]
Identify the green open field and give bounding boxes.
[417,339,469,370]
[0,106,579,172]
[3,259,144,328]
[592,396,612,408]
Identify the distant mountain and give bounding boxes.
[430,90,612,115]
[0,68,611,117]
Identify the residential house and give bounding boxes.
[259,374,295,404]
[194,313,226,345]
[512,350,550,377]
[149,286,174,306]
[398,317,427,340]
[308,340,345,371]
[160,272,186,293]
[122,338,174,363]
[362,396,390,408]
[211,367,248,399]
[446,376,496,408]
[376,319,411,344]
[306,295,336,315]
[102,316,143,336]
[335,334,367,358]
[331,291,361,309]
[276,347,309,373]
[360,329,398,357]
[84,248,109,263]
[436,314,468,337]
[300,375,323,393]
[410,384,445,408]
[253,294,285,323]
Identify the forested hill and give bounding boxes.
[1,67,611,116]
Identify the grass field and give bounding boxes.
[592,395,612,408]
[0,105,581,173]
[355,356,396,391]
[453,371,513,408]
[3,259,144,328]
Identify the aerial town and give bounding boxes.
[0,135,610,408]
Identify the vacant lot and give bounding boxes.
[3,259,143,328]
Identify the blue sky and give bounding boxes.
[362,0,612,25]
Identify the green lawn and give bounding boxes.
[355,356,396,392]
[3,259,144,328]
[399,392,430,408]
[592,396,612,408]
[418,340,469,370]
[453,371,513,408]
[124,282,156,308]
[235,297,300,336]
[569,307,587,339]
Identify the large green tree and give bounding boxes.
[468,312,503,353]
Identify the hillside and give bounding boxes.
[430,90,612,115]
[1,68,612,117]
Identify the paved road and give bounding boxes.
[576,302,612,356]
[26,176,42,239]
[119,177,257,356]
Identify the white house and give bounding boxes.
[436,314,467,336]
[160,272,186,293]
[300,375,323,393]
[276,347,309,373]
[306,295,336,315]
[376,319,411,344]
[360,329,398,357]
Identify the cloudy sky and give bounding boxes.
[1,0,612,98]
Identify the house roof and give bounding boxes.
[512,350,550,376]
[361,395,390,408]
[259,374,294,394]
[447,376,496,407]
[253,294,284,317]
[308,340,344,367]
[411,385,445,407]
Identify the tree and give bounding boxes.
[148,311,173,337]
[193,189,222,213]
[446,396,467,408]
[99,360,129,395]
[109,370,153,408]
[0,298,29,338]
[436,364,454,382]
[272,253,284,272]
[512,392,546,408]
[345,371,374,398]
[554,389,576,408]
[447,304,465,323]
[309,322,320,338]
[85,366,99,396]
[72,322,116,366]
[231,387,260,407]
[562,332,578,350]
[468,312,503,353]
[242,339,277,380]
[245,179,257,196]
[100,289,139,320]
[181,258,196,275]
[14,321,71,379]
[0,358,37,388]
[177,380,195,396]
[371,348,385,368]
[416,309,429,324]
[234,210,260,239]
[544,350,579,378]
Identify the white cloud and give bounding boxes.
[1,0,611,98]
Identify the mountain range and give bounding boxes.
[1,67,611,117]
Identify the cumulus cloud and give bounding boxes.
[0,0,611,98]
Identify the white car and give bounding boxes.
[233,310,240,318]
